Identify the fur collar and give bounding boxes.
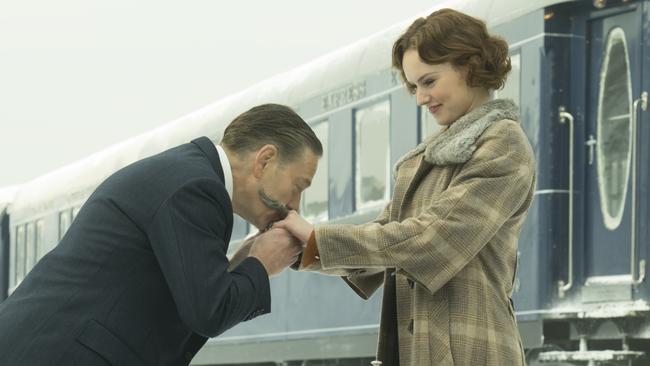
[394,99,519,173]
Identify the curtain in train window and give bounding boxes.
[301,120,329,222]
[597,27,632,230]
[355,100,391,211]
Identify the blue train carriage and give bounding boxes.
[512,0,650,364]
[513,0,650,364]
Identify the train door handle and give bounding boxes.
[631,91,647,285]
[585,135,597,166]
[558,106,575,298]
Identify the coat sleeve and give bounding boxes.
[146,178,270,338]
[313,125,535,294]
[298,202,392,300]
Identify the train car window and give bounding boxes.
[301,120,329,222]
[495,53,521,107]
[597,27,632,230]
[36,220,45,261]
[59,210,72,241]
[419,106,441,142]
[25,222,36,273]
[15,225,26,286]
[355,100,391,211]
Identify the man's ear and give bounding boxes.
[252,144,278,178]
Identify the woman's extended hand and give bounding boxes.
[272,210,314,245]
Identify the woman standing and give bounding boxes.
[278,8,535,365]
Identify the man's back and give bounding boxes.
[0,137,270,365]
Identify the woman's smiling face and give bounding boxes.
[401,48,489,126]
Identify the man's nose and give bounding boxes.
[287,196,301,213]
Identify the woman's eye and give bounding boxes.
[423,79,435,86]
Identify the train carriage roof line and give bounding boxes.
[0,186,20,213]
[7,0,575,219]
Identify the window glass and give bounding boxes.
[597,27,632,230]
[231,214,249,240]
[420,107,441,142]
[301,121,329,222]
[355,100,391,210]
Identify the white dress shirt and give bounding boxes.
[214,144,233,202]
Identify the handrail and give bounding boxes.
[631,91,647,285]
[558,106,575,298]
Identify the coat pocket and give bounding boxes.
[76,320,145,366]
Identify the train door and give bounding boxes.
[582,3,647,301]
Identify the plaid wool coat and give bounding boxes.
[302,99,535,365]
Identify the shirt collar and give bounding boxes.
[214,144,233,202]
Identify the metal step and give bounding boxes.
[538,350,645,363]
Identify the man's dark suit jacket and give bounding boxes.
[0,137,270,365]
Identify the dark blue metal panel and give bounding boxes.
[515,193,573,311]
[584,5,641,279]
[635,0,650,301]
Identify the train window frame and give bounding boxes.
[596,27,633,230]
[25,222,36,273]
[36,219,45,261]
[59,209,73,241]
[354,98,391,212]
[15,224,26,286]
[301,119,329,223]
[72,206,81,221]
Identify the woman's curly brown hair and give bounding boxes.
[392,8,511,94]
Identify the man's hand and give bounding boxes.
[272,210,314,244]
[248,228,303,277]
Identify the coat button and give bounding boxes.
[407,279,414,289]
[407,319,414,335]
